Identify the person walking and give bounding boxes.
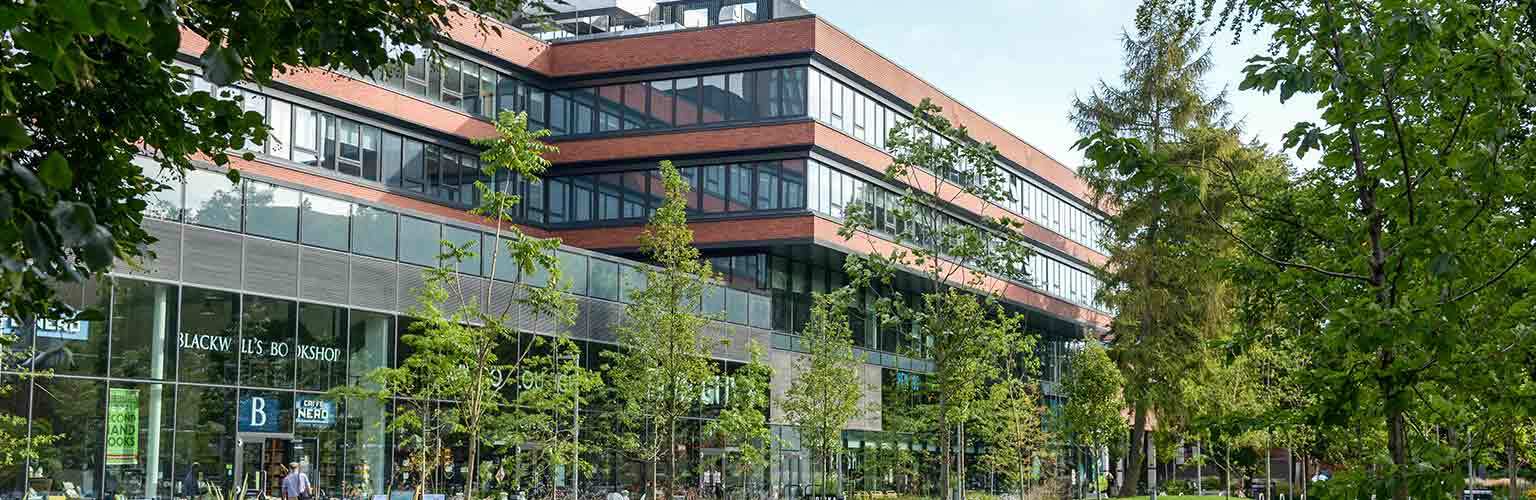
[282,462,312,500]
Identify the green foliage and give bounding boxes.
[704,342,775,491]
[604,160,722,500]
[1060,342,1127,453]
[0,0,557,358]
[334,109,576,500]
[783,287,866,491]
[975,325,1046,499]
[0,333,62,471]
[839,99,1040,500]
[1086,1,1536,498]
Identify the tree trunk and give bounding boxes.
[939,410,952,500]
[1119,405,1147,497]
[668,418,678,500]
[957,422,966,500]
[1385,372,1408,500]
[1509,435,1521,500]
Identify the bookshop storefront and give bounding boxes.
[1,277,396,500]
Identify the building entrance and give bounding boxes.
[234,434,317,500]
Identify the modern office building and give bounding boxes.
[1,1,1111,499]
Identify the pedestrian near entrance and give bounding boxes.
[282,462,312,500]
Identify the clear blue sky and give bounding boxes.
[809,0,1320,169]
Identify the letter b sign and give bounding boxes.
[238,396,281,432]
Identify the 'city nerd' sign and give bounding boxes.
[178,333,342,363]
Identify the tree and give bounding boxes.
[0,0,556,342]
[1086,1,1536,498]
[840,99,1041,500]
[1069,9,1236,495]
[492,334,603,500]
[337,110,576,500]
[781,288,866,496]
[705,342,775,499]
[1059,342,1126,499]
[975,324,1046,500]
[605,160,722,500]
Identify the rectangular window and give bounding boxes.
[337,119,362,176]
[528,88,548,129]
[361,125,382,181]
[673,77,700,126]
[245,181,300,241]
[588,258,619,301]
[184,169,242,230]
[443,225,482,275]
[757,161,780,210]
[728,163,753,212]
[398,216,440,266]
[178,287,239,385]
[573,89,595,134]
[293,107,321,166]
[241,92,267,153]
[808,69,823,121]
[462,63,482,115]
[547,177,569,223]
[623,171,647,218]
[701,74,727,124]
[548,92,571,134]
[240,294,296,389]
[321,114,338,169]
[402,139,425,193]
[647,80,673,127]
[300,193,351,251]
[621,82,648,130]
[404,51,429,97]
[782,159,806,209]
[440,56,463,108]
[268,100,292,160]
[571,176,594,222]
[597,173,622,220]
[457,153,480,205]
[424,146,445,199]
[351,205,397,259]
[497,75,521,115]
[558,250,588,295]
[701,165,725,214]
[135,157,182,220]
[597,85,623,132]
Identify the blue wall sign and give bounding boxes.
[294,396,335,427]
[238,396,282,432]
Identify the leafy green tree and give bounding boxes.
[1059,342,1126,499]
[336,110,576,500]
[782,288,866,495]
[1069,9,1236,494]
[839,98,1038,500]
[705,342,774,498]
[975,325,1046,500]
[492,334,603,500]
[605,160,722,500]
[1088,2,1536,498]
[0,0,556,341]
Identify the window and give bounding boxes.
[673,78,700,126]
[402,139,426,193]
[296,302,347,391]
[110,279,179,380]
[558,251,589,295]
[301,193,352,251]
[728,163,753,212]
[337,119,362,175]
[440,56,463,108]
[348,310,394,385]
[136,157,181,220]
[268,100,292,160]
[245,181,301,241]
[647,80,673,126]
[728,72,752,121]
[756,161,780,210]
[588,259,619,301]
[241,294,297,389]
[782,160,807,209]
[382,133,403,187]
[185,169,242,230]
[293,107,321,166]
[701,74,727,124]
[361,125,382,181]
[351,205,397,259]
[443,225,482,275]
[399,216,440,266]
[178,286,239,385]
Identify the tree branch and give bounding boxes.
[1196,195,1371,283]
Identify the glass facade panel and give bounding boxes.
[297,303,347,392]
[245,181,301,241]
[300,193,352,251]
[351,205,398,260]
[588,259,619,301]
[184,170,242,231]
[110,279,179,380]
[177,287,239,385]
[104,380,177,500]
[137,157,182,220]
[398,216,440,267]
[30,378,105,500]
[240,294,297,389]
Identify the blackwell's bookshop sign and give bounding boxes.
[106,388,140,465]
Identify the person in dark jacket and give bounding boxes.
[182,463,202,499]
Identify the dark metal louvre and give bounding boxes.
[349,255,398,311]
[300,247,349,304]
[181,226,242,287]
[244,237,299,296]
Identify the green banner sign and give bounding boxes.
[106,388,140,465]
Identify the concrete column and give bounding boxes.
[145,285,169,499]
